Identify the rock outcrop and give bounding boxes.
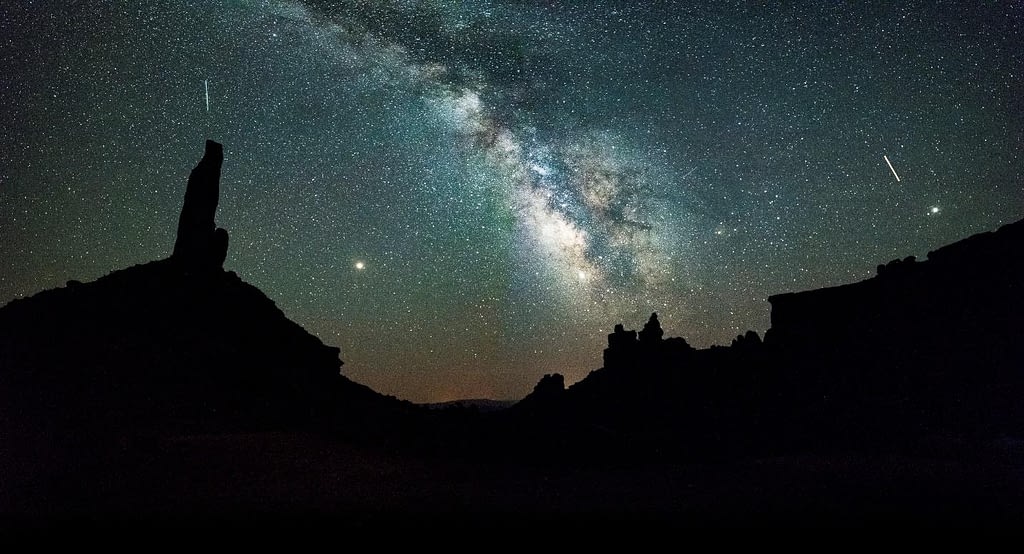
[173,140,229,270]
[516,217,1024,460]
[638,312,664,344]
[0,141,412,448]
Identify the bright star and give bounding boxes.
[355,261,366,270]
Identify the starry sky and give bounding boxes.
[2,1,1021,403]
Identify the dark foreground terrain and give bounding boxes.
[5,430,1023,532]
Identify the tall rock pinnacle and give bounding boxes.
[172,140,229,269]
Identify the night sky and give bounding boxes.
[2,1,1021,403]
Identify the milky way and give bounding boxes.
[2,1,1021,402]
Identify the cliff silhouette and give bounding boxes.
[511,218,1024,461]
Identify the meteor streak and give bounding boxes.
[883,154,900,182]
[204,79,210,112]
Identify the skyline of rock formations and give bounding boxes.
[2,140,1023,528]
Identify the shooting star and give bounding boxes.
[883,154,901,182]
[681,166,698,180]
[204,79,210,112]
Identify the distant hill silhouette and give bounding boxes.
[511,218,1024,460]
[420,399,516,413]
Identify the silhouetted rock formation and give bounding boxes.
[0,141,414,467]
[509,373,566,420]
[730,330,762,350]
[602,313,694,373]
[638,312,664,344]
[4,142,1024,531]
[173,140,229,270]
[533,373,566,397]
[603,323,638,369]
[516,217,1024,461]
[10,140,1024,529]
[0,141,456,529]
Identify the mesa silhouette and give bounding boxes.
[509,217,1024,460]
